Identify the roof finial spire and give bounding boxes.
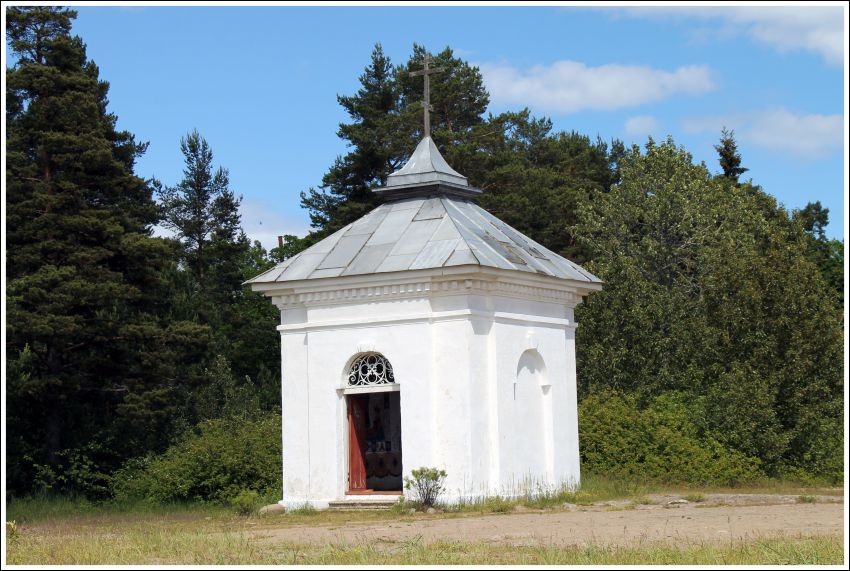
[409,54,443,139]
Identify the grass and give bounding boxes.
[273,536,844,565]
[6,521,842,565]
[446,471,655,513]
[5,494,233,524]
[7,473,838,524]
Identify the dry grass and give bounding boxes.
[270,536,844,565]
[6,517,843,566]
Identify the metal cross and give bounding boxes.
[409,55,444,138]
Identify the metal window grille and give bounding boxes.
[348,353,395,386]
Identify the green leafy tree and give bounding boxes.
[573,138,843,479]
[156,131,280,407]
[195,355,261,422]
[451,111,618,264]
[5,6,209,495]
[793,202,843,305]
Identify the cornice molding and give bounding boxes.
[271,276,582,310]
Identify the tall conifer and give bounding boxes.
[6,6,208,495]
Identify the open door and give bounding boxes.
[347,392,403,494]
[347,394,368,492]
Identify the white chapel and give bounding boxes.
[247,61,602,509]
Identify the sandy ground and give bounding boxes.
[252,496,844,547]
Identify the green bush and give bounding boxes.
[229,489,261,516]
[404,467,447,507]
[113,414,281,504]
[579,391,763,485]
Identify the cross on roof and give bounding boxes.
[409,54,444,139]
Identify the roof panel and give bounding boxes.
[375,253,418,273]
[346,205,390,236]
[366,207,419,246]
[309,267,345,279]
[389,198,425,211]
[342,243,396,276]
[430,215,462,241]
[277,253,330,281]
[409,239,460,269]
[413,197,446,221]
[444,248,478,267]
[388,218,442,256]
[316,234,370,270]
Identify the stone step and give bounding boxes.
[327,499,400,511]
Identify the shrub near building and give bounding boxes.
[579,391,763,485]
[113,414,281,504]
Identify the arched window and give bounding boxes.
[348,353,395,387]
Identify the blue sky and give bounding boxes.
[57,5,845,247]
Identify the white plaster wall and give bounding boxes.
[489,301,580,495]
[272,274,587,509]
[279,309,434,508]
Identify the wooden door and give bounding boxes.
[347,394,368,491]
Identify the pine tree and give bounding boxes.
[5,6,208,495]
[156,131,280,391]
[714,127,748,182]
[300,44,399,233]
[156,130,250,315]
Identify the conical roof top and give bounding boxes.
[386,136,468,187]
[374,137,481,200]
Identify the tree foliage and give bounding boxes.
[112,414,281,504]
[300,43,490,236]
[714,127,748,182]
[154,130,279,389]
[793,201,844,306]
[573,138,843,480]
[5,6,210,496]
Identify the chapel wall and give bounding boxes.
[491,314,581,494]
[276,283,583,508]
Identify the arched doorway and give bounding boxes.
[345,353,403,494]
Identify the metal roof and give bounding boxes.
[246,195,601,285]
[248,135,600,287]
[386,137,468,188]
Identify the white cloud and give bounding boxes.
[619,6,844,65]
[239,199,312,251]
[479,60,714,113]
[682,108,843,159]
[624,115,659,138]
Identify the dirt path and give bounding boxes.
[252,502,844,547]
